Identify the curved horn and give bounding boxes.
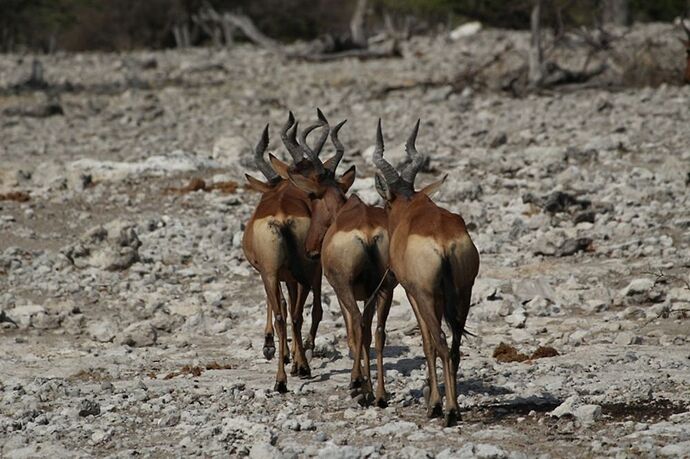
[280,111,303,163]
[254,124,278,181]
[401,119,426,185]
[299,121,326,175]
[323,119,347,174]
[312,108,330,157]
[372,119,401,185]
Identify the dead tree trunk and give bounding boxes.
[528,0,545,87]
[220,14,235,46]
[350,0,369,48]
[601,0,629,26]
[527,0,608,89]
[173,23,191,48]
[222,12,282,52]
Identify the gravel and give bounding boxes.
[0,22,689,458]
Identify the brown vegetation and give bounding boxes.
[493,343,560,363]
[0,191,30,202]
[166,177,238,195]
[162,362,233,379]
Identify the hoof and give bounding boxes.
[274,381,288,394]
[355,392,373,407]
[263,346,276,361]
[427,402,443,419]
[304,337,314,351]
[349,377,363,390]
[298,365,311,379]
[444,409,459,427]
[375,397,388,409]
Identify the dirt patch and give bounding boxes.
[602,399,688,422]
[493,342,530,362]
[166,177,238,195]
[531,346,559,359]
[0,191,30,202]
[493,343,560,363]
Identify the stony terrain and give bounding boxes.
[1,24,689,458]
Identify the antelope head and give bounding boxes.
[681,18,690,84]
[371,119,446,224]
[285,117,356,258]
[245,109,332,193]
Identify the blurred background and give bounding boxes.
[1,0,688,53]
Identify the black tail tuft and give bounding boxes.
[279,224,309,286]
[440,257,463,337]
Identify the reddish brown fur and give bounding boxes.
[383,187,479,427]
[321,195,396,405]
[242,173,324,391]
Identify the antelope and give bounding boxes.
[284,122,396,407]
[242,111,332,391]
[680,18,690,84]
[371,119,480,426]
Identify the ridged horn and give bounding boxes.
[254,124,278,181]
[401,119,426,185]
[323,119,347,174]
[372,119,401,185]
[299,116,327,175]
[280,111,303,163]
[312,108,330,157]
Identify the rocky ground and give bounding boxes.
[1,24,689,458]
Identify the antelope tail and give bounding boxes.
[440,256,475,339]
[278,223,309,286]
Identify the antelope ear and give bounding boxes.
[374,173,392,201]
[338,165,356,193]
[268,153,290,179]
[245,174,274,193]
[288,171,324,197]
[322,154,338,172]
[420,174,447,199]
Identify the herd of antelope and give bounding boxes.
[242,109,479,426]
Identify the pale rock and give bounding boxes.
[249,442,280,459]
[212,135,251,167]
[117,321,157,347]
[373,420,418,437]
[569,330,589,345]
[68,151,219,182]
[317,445,362,459]
[619,278,654,297]
[63,219,141,271]
[474,444,508,458]
[614,332,642,345]
[574,404,602,424]
[449,21,482,40]
[88,321,117,343]
[551,395,581,418]
[7,304,45,328]
[505,307,527,328]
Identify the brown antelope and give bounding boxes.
[371,119,480,426]
[680,18,690,84]
[242,111,332,391]
[284,122,396,407]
